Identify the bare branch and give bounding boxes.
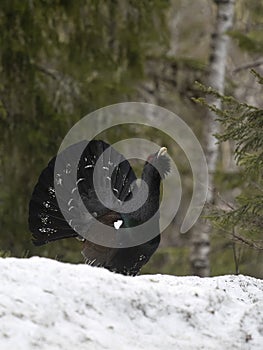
[233,59,263,73]
[232,242,239,274]
[34,63,59,80]
[232,232,263,250]
[215,191,236,211]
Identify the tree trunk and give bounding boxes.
[190,0,235,277]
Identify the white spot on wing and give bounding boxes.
[68,198,73,206]
[55,175,62,186]
[114,220,123,230]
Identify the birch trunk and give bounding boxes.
[190,0,235,276]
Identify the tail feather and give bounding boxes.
[29,140,137,246]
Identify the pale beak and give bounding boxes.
[157,147,167,158]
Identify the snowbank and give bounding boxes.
[0,257,262,350]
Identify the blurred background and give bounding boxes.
[0,0,262,277]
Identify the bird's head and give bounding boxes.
[144,146,171,180]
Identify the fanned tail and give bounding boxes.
[29,140,137,246]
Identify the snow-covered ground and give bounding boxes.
[0,257,262,350]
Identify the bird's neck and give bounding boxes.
[141,179,161,220]
[141,168,161,198]
[136,171,161,223]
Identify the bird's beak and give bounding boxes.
[157,147,167,158]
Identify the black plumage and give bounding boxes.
[29,140,170,276]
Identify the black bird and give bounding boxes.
[29,140,170,276]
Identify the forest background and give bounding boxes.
[0,0,262,278]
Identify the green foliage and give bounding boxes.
[229,31,263,53]
[141,246,190,276]
[210,234,263,278]
[233,0,263,53]
[0,250,11,258]
[0,0,169,258]
[166,56,206,71]
[196,73,263,248]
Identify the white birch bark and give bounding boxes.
[190,0,235,276]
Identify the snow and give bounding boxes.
[0,257,262,350]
